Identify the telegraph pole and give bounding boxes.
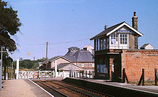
[46,42,48,70]
[33,56,35,68]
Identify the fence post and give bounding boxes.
[16,59,19,79]
[138,68,144,86]
[122,68,129,83]
[74,72,75,77]
[142,69,144,86]
[155,68,157,86]
[123,68,125,83]
[89,71,91,78]
[69,70,71,77]
[82,71,84,78]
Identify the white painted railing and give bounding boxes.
[18,71,54,79]
[18,70,94,79]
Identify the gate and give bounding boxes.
[18,71,54,79]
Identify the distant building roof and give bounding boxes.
[90,21,143,40]
[42,46,94,66]
[68,47,80,50]
[83,45,94,49]
[83,45,94,54]
[64,49,94,63]
[140,43,154,49]
[41,55,70,64]
[65,47,80,56]
[73,50,94,62]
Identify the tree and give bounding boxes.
[3,52,13,80]
[0,0,21,79]
[0,0,21,51]
[20,59,34,69]
[12,58,46,70]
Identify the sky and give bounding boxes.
[6,0,158,60]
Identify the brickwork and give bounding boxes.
[122,50,158,82]
[129,34,135,49]
[75,62,94,69]
[50,58,69,69]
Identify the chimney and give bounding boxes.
[132,12,138,30]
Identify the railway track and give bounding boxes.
[33,80,113,97]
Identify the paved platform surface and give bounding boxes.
[78,78,158,95]
[63,78,158,97]
[0,79,52,97]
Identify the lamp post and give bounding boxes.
[0,46,5,91]
[11,51,13,80]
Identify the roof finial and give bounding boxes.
[104,25,108,30]
[134,12,136,16]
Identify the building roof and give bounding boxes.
[140,43,153,49]
[41,55,71,64]
[65,46,80,56]
[68,47,80,50]
[65,51,76,56]
[42,49,94,65]
[73,50,94,62]
[64,50,94,63]
[83,45,94,49]
[42,46,94,66]
[90,21,143,40]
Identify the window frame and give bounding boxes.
[120,34,128,45]
[81,63,84,67]
[110,33,118,45]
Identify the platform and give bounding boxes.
[63,77,158,97]
[0,79,53,97]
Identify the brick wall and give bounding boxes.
[50,58,69,69]
[129,34,135,49]
[75,62,94,69]
[122,50,158,82]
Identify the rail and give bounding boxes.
[34,80,111,97]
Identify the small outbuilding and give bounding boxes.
[140,43,154,49]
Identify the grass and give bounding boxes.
[129,81,155,86]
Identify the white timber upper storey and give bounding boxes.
[91,21,143,51]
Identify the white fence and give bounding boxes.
[18,70,94,79]
[18,71,69,79]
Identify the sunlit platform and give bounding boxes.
[0,79,52,97]
[63,77,158,97]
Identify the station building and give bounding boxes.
[41,45,94,76]
[90,12,158,82]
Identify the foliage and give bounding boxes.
[12,57,46,70]
[3,52,13,66]
[60,69,64,72]
[0,0,21,52]
[19,59,34,69]
[36,57,46,62]
[0,0,21,80]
